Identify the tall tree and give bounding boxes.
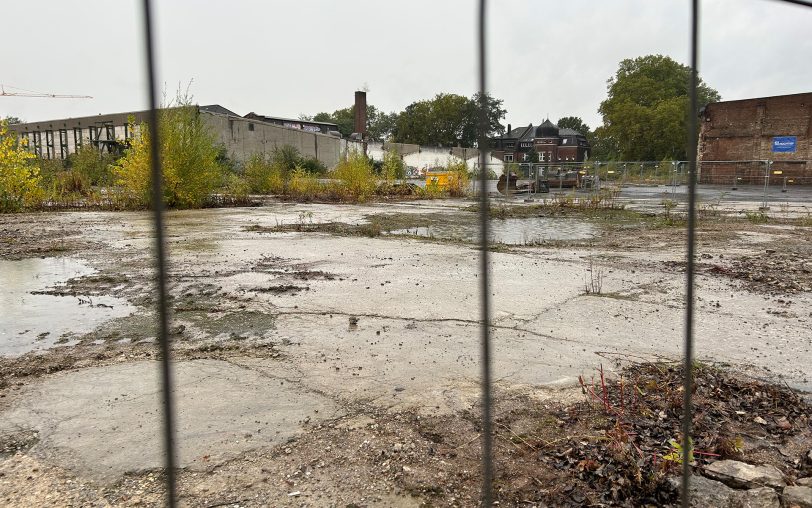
[480,93,507,137]
[556,117,591,136]
[312,105,397,141]
[313,108,354,137]
[393,93,505,147]
[366,106,398,142]
[595,54,720,160]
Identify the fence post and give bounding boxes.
[761,160,771,210]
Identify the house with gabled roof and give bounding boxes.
[491,119,590,164]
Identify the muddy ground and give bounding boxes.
[1,197,811,506]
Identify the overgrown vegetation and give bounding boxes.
[0,120,41,212]
[114,96,223,208]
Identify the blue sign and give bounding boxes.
[772,136,797,153]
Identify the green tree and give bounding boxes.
[313,108,354,137]
[312,105,397,141]
[3,116,23,125]
[366,106,398,142]
[596,54,720,160]
[393,93,506,147]
[556,117,591,136]
[469,92,507,143]
[393,100,434,145]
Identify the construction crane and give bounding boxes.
[0,84,92,99]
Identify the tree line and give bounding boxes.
[307,54,720,162]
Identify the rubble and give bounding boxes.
[783,485,812,508]
[704,460,786,489]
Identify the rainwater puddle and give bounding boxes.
[389,217,596,244]
[0,258,133,356]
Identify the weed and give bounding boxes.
[745,210,769,224]
[584,255,604,294]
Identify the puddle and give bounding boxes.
[0,258,134,356]
[389,217,596,244]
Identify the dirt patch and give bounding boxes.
[4,362,807,506]
[664,239,812,295]
[0,219,87,260]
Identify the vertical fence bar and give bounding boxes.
[476,0,494,505]
[140,0,178,506]
[680,0,700,506]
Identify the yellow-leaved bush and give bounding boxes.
[0,121,42,212]
[114,105,222,208]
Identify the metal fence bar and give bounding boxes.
[140,0,178,506]
[680,0,700,505]
[476,0,494,506]
[774,0,812,7]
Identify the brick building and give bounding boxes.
[699,92,811,185]
[491,119,589,163]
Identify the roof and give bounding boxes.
[199,104,240,117]
[536,119,560,137]
[497,124,533,140]
[706,91,811,106]
[7,104,240,131]
[494,121,587,140]
[244,112,338,129]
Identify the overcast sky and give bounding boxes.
[2,0,810,131]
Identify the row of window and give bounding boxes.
[504,153,579,162]
[23,125,132,159]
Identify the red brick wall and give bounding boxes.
[699,92,812,184]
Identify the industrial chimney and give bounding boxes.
[354,91,367,138]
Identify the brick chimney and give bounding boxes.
[354,91,367,138]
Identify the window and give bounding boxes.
[522,153,529,162]
[540,152,545,162]
[562,138,568,144]
[33,131,42,157]
[59,129,69,159]
[504,154,514,162]
[248,123,255,131]
[74,128,83,149]
[46,130,55,159]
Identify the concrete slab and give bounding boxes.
[0,359,339,482]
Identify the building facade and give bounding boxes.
[8,105,354,168]
[491,120,590,163]
[699,92,811,184]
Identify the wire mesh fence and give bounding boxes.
[127,0,812,506]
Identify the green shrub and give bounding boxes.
[381,149,406,180]
[68,144,116,187]
[56,170,91,195]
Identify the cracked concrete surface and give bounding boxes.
[0,359,338,482]
[1,200,811,499]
